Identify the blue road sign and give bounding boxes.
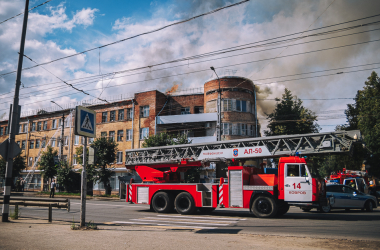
[75,106,96,138]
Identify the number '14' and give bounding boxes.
[292,183,301,189]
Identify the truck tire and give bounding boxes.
[365,200,374,212]
[152,192,174,213]
[175,192,196,215]
[251,196,278,218]
[277,202,290,216]
[320,204,331,213]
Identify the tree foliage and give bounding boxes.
[38,146,58,180]
[0,154,26,182]
[56,161,80,192]
[142,132,190,148]
[91,138,118,193]
[265,88,320,136]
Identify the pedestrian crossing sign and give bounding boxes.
[75,106,96,137]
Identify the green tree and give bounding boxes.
[38,146,58,182]
[265,88,320,136]
[0,154,26,188]
[92,137,118,194]
[142,132,189,148]
[56,161,81,192]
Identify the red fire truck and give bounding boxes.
[125,131,360,218]
[329,168,369,193]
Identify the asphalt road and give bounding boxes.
[14,199,380,241]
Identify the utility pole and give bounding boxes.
[210,67,221,141]
[2,0,29,222]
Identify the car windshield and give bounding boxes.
[305,162,321,178]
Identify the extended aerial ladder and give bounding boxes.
[125,130,360,166]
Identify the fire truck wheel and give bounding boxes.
[152,192,174,213]
[251,196,278,218]
[175,192,196,215]
[365,200,374,212]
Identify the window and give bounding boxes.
[109,131,115,141]
[117,130,123,142]
[102,112,108,123]
[19,125,22,133]
[29,157,33,166]
[75,135,80,145]
[35,157,38,163]
[287,164,300,177]
[0,127,3,136]
[4,126,8,135]
[89,137,94,144]
[36,139,40,148]
[110,111,116,121]
[126,129,132,141]
[242,100,247,112]
[23,124,27,133]
[117,152,123,163]
[30,140,34,149]
[43,121,47,130]
[51,138,56,147]
[140,127,149,140]
[42,140,46,148]
[222,99,232,111]
[17,141,20,147]
[62,155,67,162]
[222,123,231,135]
[241,124,247,136]
[65,118,70,128]
[181,107,190,115]
[73,155,77,165]
[37,121,42,131]
[236,100,241,112]
[59,118,62,127]
[52,119,57,129]
[101,132,107,138]
[31,122,36,131]
[140,106,149,118]
[64,136,68,146]
[58,137,61,148]
[127,108,133,120]
[21,140,26,150]
[194,106,204,114]
[118,109,124,121]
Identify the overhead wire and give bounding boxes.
[0,0,53,25]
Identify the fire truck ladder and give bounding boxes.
[125,130,361,166]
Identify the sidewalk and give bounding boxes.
[0,218,379,250]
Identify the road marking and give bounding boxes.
[130,219,230,226]
[157,214,246,221]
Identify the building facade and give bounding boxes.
[0,76,259,194]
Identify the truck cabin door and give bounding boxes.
[284,164,313,202]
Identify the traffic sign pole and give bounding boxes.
[80,137,87,227]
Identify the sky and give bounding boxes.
[0,0,379,135]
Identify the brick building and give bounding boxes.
[0,76,259,194]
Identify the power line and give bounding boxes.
[0,0,52,25]
[5,35,380,101]
[1,11,379,78]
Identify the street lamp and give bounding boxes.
[51,101,64,161]
[210,67,221,141]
